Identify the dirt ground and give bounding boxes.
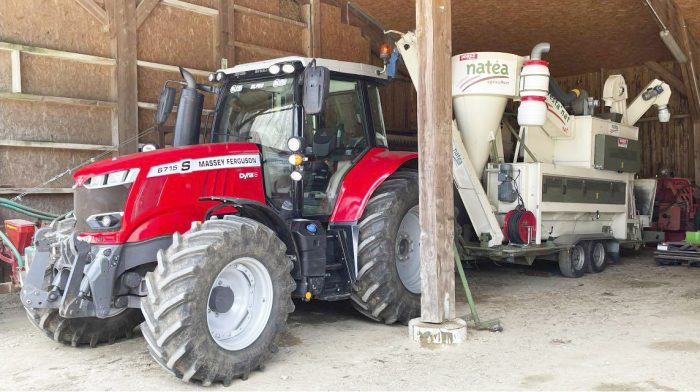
[1,249,699,391]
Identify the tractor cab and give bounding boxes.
[157,57,390,222]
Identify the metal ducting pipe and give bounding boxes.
[173,67,204,147]
[548,79,579,106]
[530,42,550,60]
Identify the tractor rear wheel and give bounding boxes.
[351,170,421,325]
[25,307,143,347]
[141,216,294,386]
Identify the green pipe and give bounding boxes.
[0,204,56,221]
[0,229,23,269]
[0,198,59,219]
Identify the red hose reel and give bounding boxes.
[503,208,537,244]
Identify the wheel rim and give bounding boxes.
[395,205,421,294]
[592,242,606,267]
[206,257,273,351]
[571,245,585,270]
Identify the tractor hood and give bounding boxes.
[71,142,267,244]
[73,142,261,186]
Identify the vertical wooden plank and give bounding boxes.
[109,0,139,155]
[416,0,455,323]
[309,0,321,57]
[217,0,235,68]
[10,49,21,93]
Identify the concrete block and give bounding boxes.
[409,317,467,345]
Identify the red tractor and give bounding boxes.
[20,58,423,384]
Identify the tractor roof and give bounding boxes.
[219,56,387,81]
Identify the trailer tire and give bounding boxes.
[25,307,143,347]
[587,241,607,273]
[558,243,587,278]
[141,216,295,386]
[351,170,421,325]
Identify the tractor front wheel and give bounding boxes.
[141,216,295,386]
[351,170,421,325]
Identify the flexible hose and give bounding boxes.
[0,229,23,269]
[0,198,59,220]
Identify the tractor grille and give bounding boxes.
[73,184,130,233]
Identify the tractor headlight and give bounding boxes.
[282,63,296,74]
[86,212,124,230]
[290,170,303,182]
[85,169,139,189]
[215,71,225,82]
[269,64,281,75]
[287,136,305,152]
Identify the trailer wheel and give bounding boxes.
[558,243,587,278]
[141,217,295,386]
[587,241,607,273]
[351,170,421,325]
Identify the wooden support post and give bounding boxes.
[309,0,321,57]
[10,49,21,93]
[217,0,236,68]
[415,0,456,324]
[108,0,139,155]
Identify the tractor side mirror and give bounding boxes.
[302,64,330,115]
[155,86,177,125]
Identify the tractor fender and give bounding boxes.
[200,197,300,262]
[330,148,418,222]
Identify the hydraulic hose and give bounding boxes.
[0,229,23,269]
[0,198,59,220]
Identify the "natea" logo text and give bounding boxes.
[464,60,509,76]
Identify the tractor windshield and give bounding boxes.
[213,77,295,150]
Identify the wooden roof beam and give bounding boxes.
[644,61,687,97]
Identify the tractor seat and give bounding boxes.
[312,128,338,158]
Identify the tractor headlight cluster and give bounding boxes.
[208,71,226,83]
[269,63,297,75]
[86,212,124,230]
[85,169,139,189]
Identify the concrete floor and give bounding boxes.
[1,249,700,390]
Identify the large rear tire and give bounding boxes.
[25,307,143,347]
[141,216,295,386]
[351,170,421,325]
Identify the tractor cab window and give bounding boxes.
[214,77,296,211]
[302,79,368,217]
[367,84,388,148]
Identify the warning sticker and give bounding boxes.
[617,138,629,148]
[147,154,260,178]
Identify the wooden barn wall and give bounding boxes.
[0,0,395,224]
[555,61,693,180]
[0,0,311,222]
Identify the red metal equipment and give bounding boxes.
[0,219,35,284]
[650,177,698,242]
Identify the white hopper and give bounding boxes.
[452,52,522,177]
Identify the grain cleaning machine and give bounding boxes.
[394,32,672,277]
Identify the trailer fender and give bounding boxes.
[553,233,620,262]
[330,148,418,222]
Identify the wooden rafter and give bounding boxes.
[74,0,108,27]
[644,61,687,97]
[136,0,160,28]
